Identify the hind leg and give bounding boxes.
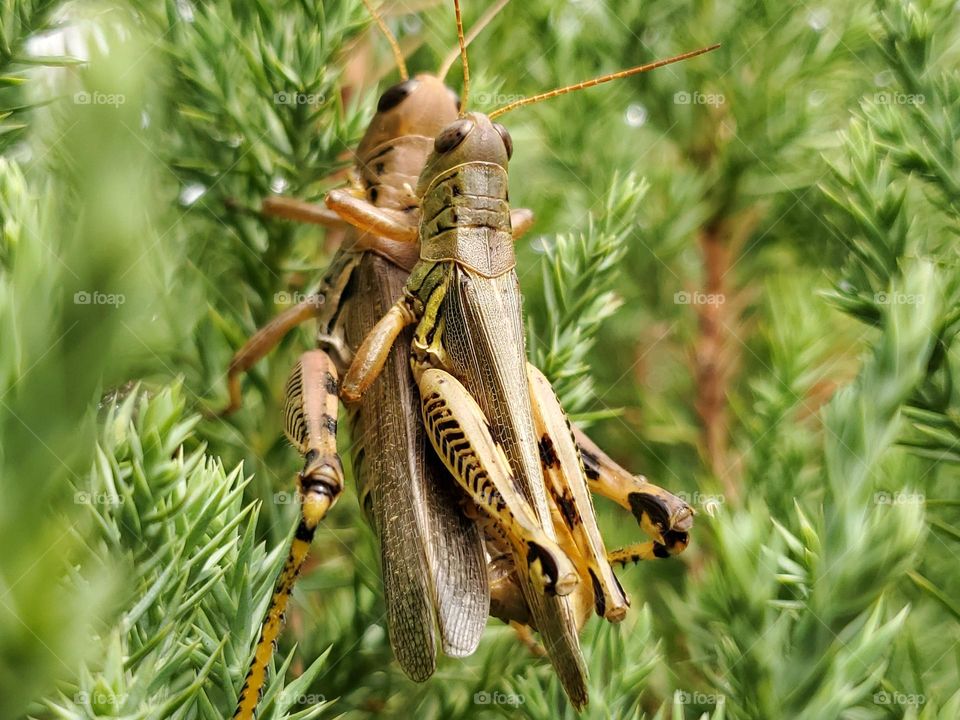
[417,368,579,598]
[233,350,344,720]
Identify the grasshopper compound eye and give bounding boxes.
[435,118,475,153]
[492,122,513,159]
[377,78,418,112]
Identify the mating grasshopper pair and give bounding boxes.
[222,2,714,717]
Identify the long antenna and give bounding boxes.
[453,0,470,114]
[438,0,510,80]
[362,0,409,81]
[488,43,721,119]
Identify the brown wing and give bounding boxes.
[340,252,488,680]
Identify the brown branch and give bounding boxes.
[694,220,733,495]
[692,206,761,500]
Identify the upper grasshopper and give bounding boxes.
[339,1,717,707]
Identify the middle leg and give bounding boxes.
[574,425,694,556]
[219,297,324,416]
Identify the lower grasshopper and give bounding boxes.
[337,2,716,705]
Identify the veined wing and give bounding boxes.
[342,252,489,679]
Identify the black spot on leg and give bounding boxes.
[324,372,338,395]
[322,413,338,436]
[295,520,316,543]
[579,448,601,480]
[483,418,496,439]
[556,491,580,528]
[663,530,689,554]
[538,435,560,469]
[527,542,559,595]
[589,568,605,618]
[628,492,670,533]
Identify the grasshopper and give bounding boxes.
[338,2,716,706]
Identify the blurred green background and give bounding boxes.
[1,0,958,718]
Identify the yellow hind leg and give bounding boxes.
[233,350,344,720]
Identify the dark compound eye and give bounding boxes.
[377,79,418,113]
[445,86,461,112]
[435,118,475,153]
[493,122,513,159]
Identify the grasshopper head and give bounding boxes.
[357,73,461,159]
[416,111,513,196]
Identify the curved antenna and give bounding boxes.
[362,0,409,81]
[488,43,721,119]
[438,0,510,80]
[453,0,470,114]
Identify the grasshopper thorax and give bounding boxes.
[416,112,516,278]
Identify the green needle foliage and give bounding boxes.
[53,384,329,720]
[2,1,959,719]
[529,171,647,419]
